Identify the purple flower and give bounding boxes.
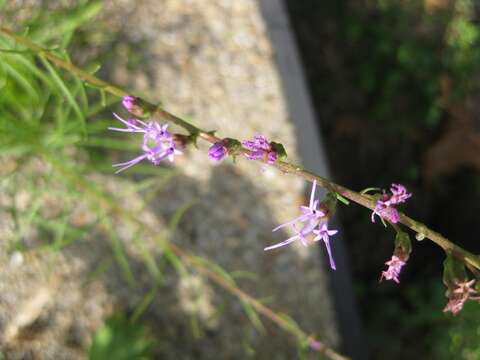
[308,339,324,352]
[266,181,323,250]
[264,181,338,270]
[267,151,278,163]
[112,140,182,173]
[144,122,171,142]
[208,141,228,161]
[242,135,279,164]
[109,113,147,133]
[371,184,411,224]
[380,255,406,283]
[389,183,412,205]
[371,201,400,224]
[160,141,183,163]
[313,223,338,270]
[109,113,181,173]
[264,221,318,250]
[271,180,324,233]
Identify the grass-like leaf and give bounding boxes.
[39,56,87,135]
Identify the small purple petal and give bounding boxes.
[313,223,338,270]
[267,151,277,164]
[112,154,148,173]
[264,234,300,251]
[208,141,228,161]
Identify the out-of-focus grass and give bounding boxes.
[0,2,270,356]
[0,0,173,350]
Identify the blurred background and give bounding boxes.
[287,0,480,358]
[1,0,480,359]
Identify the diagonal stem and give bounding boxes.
[2,29,479,268]
[48,157,348,360]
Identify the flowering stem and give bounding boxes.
[2,30,479,271]
[48,156,347,360]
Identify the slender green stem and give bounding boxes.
[2,26,478,271]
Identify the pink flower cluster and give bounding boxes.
[242,135,278,164]
[371,184,412,224]
[380,255,407,284]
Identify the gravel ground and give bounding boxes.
[1,1,340,358]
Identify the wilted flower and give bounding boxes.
[443,279,480,315]
[371,183,412,224]
[242,135,279,164]
[380,255,406,283]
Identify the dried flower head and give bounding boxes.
[380,255,406,283]
[443,279,480,315]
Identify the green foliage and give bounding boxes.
[432,301,480,360]
[88,315,155,360]
[343,0,446,128]
[403,282,480,360]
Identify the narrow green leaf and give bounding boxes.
[241,299,265,332]
[3,61,40,102]
[100,88,106,107]
[335,193,350,205]
[360,187,381,195]
[101,216,136,287]
[130,286,158,323]
[64,52,88,110]
[82,256,114,287]
[169,200,198,236]
[39,56,87,135]
[2,50,53,85]
[32,2,104,43]
[0,58,8,91]
[131,231,163,283]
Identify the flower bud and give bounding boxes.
[122,96,156,118]
[122,96,143,115]
[208,141,228,161]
